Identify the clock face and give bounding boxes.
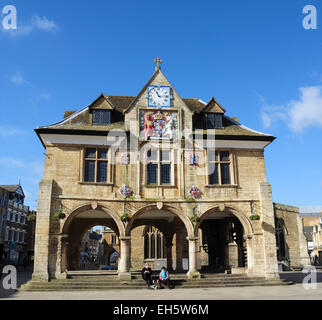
[148,86,171,107]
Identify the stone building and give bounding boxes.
[301,206,322,264]
[0,186,9,263]
[0,185,30,264]
[32,60,309,282]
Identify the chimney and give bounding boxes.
[64,111,76,119]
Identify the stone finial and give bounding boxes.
[154,57,163,71]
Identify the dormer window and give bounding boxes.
[92,110,111,125]
[205,113,223,129]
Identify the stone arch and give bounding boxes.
[194,205,253,237]
[61,202,125,236]
[125,204,194,237]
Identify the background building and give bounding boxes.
[0,185,35,265]
[301,206,322,264]
[0,187,9,263]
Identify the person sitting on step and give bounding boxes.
[141,263,153,287]
[158,267,170,289]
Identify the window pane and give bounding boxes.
[215,114,223,128]
[221,163,231,184]
[206,113,215,129]
[157,234,162,259]
[97,161,108,182]
[98,149,107,159]
[208,150,217,161]
[209,163,219,185]
[150,234,155,259]
[144,234,149,259]
[147,150,157,161]
[160,150,170,161]
[220,151,230,161]
[85,160,95,182]
[147,163,158,184]
[161,164,171,184]
[85,148,96,158]
[93,110,111,125]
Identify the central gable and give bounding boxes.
[124,68,194,138]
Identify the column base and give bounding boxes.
[186,270,201,280]
[118,272,132,281]
[32,272,49,282]
[55,271,68,280]
[265,271,280,280]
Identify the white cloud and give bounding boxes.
[10,71,29,85]
[260,86,322,133]
[31,15,58,32]
[2,14,58,37]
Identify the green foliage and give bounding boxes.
[249,214,260,221]
[54,210,66,220]
[27,213,36,221]
[190,212,201,223]
[121,212,131,223]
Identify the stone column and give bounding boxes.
[118,236,131,281]
[32,180,53,282]
[259,182,279,279]
[296,214,311,266]
[61,236,69,274]
[187,236,201,279]
[165,236,174,271]
[227,243,239,268]
[175,230,183,272]
[54,235,68,279]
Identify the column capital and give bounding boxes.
[186,236,199,241]
[119,236,131,241]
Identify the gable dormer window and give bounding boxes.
[92,110,111,125]
[205,113,223,129]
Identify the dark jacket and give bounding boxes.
[141,267,152,277]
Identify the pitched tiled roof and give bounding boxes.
[0,185,20,192]
[104,95,136,112]
[36,95,275,142]
[299,206,322,217]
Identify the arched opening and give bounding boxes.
[127,206,190,272]
[197,210,248,273]
[61,204,123,271]
[79,225,120,270]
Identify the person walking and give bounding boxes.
[141,263,153,287]
[158,267,170,289]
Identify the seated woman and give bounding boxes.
[158,267,170,289]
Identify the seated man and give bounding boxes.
[158,267,170,289]
[141,263,153,287]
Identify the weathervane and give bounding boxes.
[154,57,163,71]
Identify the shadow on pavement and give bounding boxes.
[280,270,322,284]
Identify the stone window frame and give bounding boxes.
[80,147,114,185]
[205,149,236,186]
[143,226,166,260]
[143,146,175,187]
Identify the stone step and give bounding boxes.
[54,277,267,284]
[20,278,291,291]
[20,280,292,291]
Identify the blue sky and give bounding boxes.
[0,0,321,209]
